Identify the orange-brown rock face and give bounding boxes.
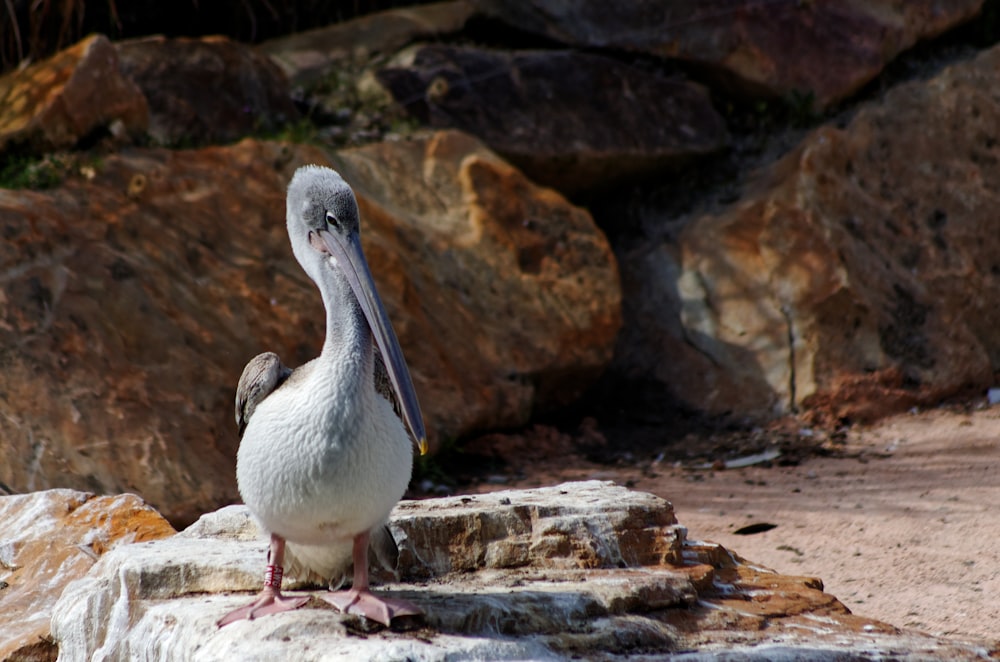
[0,140,308,526]
[332,130,622,440]
[0,34,148,151]
[620,44,1000,422]
[0,489,175,661]
[0,133,619,524]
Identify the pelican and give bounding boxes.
[217,165,427,627]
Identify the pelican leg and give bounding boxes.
[322,530,423,627]
[217,534,309,626]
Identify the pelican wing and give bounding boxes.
[373,348,402,422]
[235,352,292,439]
[373,345,428,455]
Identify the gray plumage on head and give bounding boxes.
[235,352,291,439]
[286,165,360,236]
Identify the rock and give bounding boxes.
[49,481,992,660]
[116,35,299,146]
[377,46,727,193]
[258,1,476,87]
[0,34,147,152]
[0,489,175,661]
[0,139,308,526]
[330,130,621,437]
[0,133,618,523]
[479,0,984,108]
[619,44,1000,421]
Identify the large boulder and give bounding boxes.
[331,130,622,438]
[0,132,618,524]
[0,34,147,152]
[257,1,476,87]
[49,482,990,660]
[479,0,985,108]
[377,46,727,193]
[0,489,174,661]
[619,44,1000,421]
[116,35,299,146]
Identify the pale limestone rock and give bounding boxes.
[49,482,992,661]
[0,489,174,661]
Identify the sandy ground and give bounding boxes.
[662,407,1000,644]
[466,406,1000,644]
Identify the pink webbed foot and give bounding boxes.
[322,588,423,627]
[218,536,308,627]
[217,586,309,626]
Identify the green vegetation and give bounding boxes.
[0,153,68,190]
[272,118,321,145]
[0,151,104,190]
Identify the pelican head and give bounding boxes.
[286,165,427,454]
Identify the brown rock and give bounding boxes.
[0,489,175,661]
[116,35,299,146]
[619,44,1000,421]
[479,0,984,108]
[331,130,622,438]
[377,46,727,193]
[0,139,310,526]
[0,132,618,523]
[0,34,147,152]
[258,1,476,87]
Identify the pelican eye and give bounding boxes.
[325,211,340,231]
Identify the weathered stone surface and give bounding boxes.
[0,489,174,661]
[0,132,617,523]
[50,482,991,660]
[618,44,1000,421]
[0,140,308,526]
[330,130,621,438]
[258,1,475,87]
[479,0,984,108]
[116,35,298,146]
[377,46,727,193]
[0,34,147,151]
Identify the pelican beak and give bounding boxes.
[315,228,428,455]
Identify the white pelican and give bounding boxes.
[217,166,427,627]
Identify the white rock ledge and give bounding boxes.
[50,481,993,661]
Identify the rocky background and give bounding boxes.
[2,1,1000,525]
[4,2,1000,659]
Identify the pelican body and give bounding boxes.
[218,166,427,627]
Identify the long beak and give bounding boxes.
[316,228,428,455]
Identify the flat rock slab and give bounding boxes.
[50,481,989,660]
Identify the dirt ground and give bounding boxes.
[441,404,1000,644]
